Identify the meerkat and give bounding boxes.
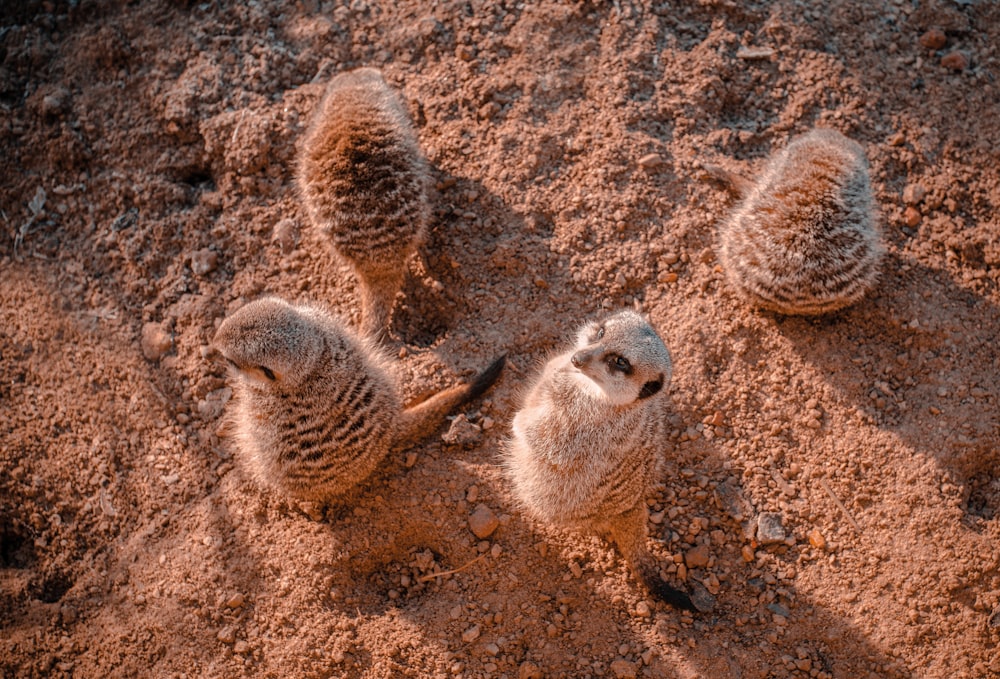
[711,128,883,315]
[213,297,504,503]
[504,310,709,613]
[297,67,430,339]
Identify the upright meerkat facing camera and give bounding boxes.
[297,67,430,339]
[504,310,707,612]
[714,128,883,315]
[213,297,504,503]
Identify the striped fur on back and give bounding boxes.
[297,67,429,338]
[214,298,504,503]
[717,128,883,315]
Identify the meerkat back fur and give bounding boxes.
[716,128,883,315]
[214,297,504,503]
[505,310,704,612]
[297,67,430,339]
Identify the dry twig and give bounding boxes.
[819,477,862,533]
[417,553,487,583]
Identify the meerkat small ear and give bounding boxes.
[638,376,663,400]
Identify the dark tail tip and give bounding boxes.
[646,578,698,613]
[639,569,699,613]
[466,354,506,402]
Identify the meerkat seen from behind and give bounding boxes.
[297,67,430,339]
[714,128,883,315]
[213,297,504,503]
[504,310,708,613]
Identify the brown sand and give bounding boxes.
[2,1,999,677]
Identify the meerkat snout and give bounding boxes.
[566,312,672,406]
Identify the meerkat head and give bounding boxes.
[212,297,326,390]
[569,310,672,407]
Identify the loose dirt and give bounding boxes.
[2,1,999,678]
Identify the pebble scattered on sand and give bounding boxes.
[442,414,482,447]
[756,513,787,545]
[468,504,499,539]
[918,28,947,50]
[940,51,968,71]
[140,322,172,361]
[610,658,638,679]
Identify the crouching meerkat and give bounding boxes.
[712,128,883,315]
[213,297,504,503]
[297,67,430,339]
[504,310,709,613]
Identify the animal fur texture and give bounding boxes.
[716,128,883,315]
[214,297,504,503]
[505,310,707,612]
[297,67,430,339]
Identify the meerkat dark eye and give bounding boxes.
[607,354,632,374]
[259,366,276,381]
[638,375,664,400]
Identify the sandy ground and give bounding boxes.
[2,1,1000,677]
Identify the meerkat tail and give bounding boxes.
[699,162,754,197]
[394,355,506,446]
[606,506,700,613]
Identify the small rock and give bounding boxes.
[989,607,1000,628]
[190,248,218,276]
[634,601,651,617]
[902,183,926,205]
[610,658,638,679]
[690,581,717,613]
[483,642,500,656]
[478,101,501,120]
[903,206,922,227]
[756,512,786,545]
[140,322,172,361]
[715,480,750,522]
[808,529,827,550]
[519,661,543,679]
[441,414,482,447]
[216,626,235,644]
[638,153,664,170]
[684,544,710,569]
[468,503,499,539]
[233,640,250,655]
[918,28,947,50]
[59,605,77,624]
[41,88,70,117]
[736,46,775,60]
[225,593,246,609]
[767,602,791,618]
[462,624,481,643]
[272,218,298,253]
[456,44,476,61]
[940,51,969,71]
